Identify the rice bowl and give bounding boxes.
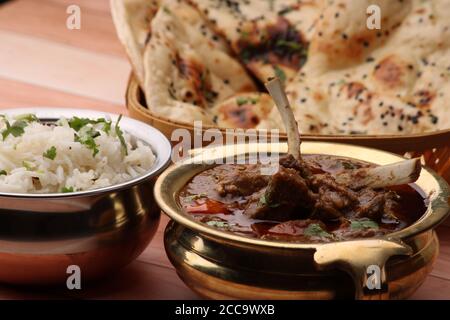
[0,108,171,285]
[0,113,156,194]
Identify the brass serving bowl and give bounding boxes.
[0,108,171,285]
[155,142,450,299]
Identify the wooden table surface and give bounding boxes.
[0,0,448,300]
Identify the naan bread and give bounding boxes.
[110,0,160,86]
[189,0,324,83]
[143,0,257,124]
[258,0,450,134]
[115,0,449,134]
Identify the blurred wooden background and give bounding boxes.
[0,0,448,300]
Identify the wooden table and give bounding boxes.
[0,0,448,300]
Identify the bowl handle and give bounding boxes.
[314,239,412,300]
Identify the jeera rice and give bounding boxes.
[0,114,155,193]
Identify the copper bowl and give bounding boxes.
[155,142,450,299]
[0,108,171,285]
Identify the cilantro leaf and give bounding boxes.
[259,194,268,205]
[342,161,356,170]
[259,194,280,208]
[236,96,259,106]
[185,193,207,202]
[236,97,248,106]
[206,220,230,229]
[115,115,128,156]
[61,186,74,193]
[2,120,27,140]
[68,117,92,131]
[350,219,379,231]
[75,126,101,157]
[304,223,333,238]
[15,114,39,123]
[276,40,303,52]
[75,129,100,157]
[68,117,111,133]
[0,170,7,176]
[102,121,112,134]
[43,146,57,160]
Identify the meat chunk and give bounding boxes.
[216,165,269,196]
[355,189,400,222]
[243,167,317,221]
[279,154,312,177]
[310,174,358,220]
[216,156,402,226]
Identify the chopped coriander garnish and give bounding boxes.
[68,117,111,133]
[236,97,248,106]
[0,170,6,176]
[236,97,259,106]
[250,97,259,104]
[1,120,27,140]
[102,120,112,134]
[304,223,333,238]
[276,40,303,51]
[43,146,57,160]
[75,128,100,157]
[115,115,128,156]
[70,116,126,157]
[61,186,74,193]
[342,161,356,170]
[350,219,379,231]
[185,193,207,202]
[206,220,230,229]
[259,194,268,205]
[15,114,39,123]
[68,117,92,132]
[259,194,280,208]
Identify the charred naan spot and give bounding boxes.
[175,54,202,80]
[414,90,435,109]
[317,28,378,66]
[174,54,216,107]
[219,102,260,129]
[313,91,324,102]
[237,17,308,71]
[374,56,404,88]
[344,82,366,99]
